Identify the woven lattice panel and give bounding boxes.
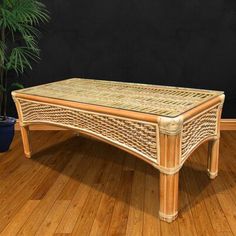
[17,78,223,117]
[181,106,218,161]
[19,99,158,163]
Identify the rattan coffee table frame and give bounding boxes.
[12,78,225,223]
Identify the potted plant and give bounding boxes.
[0,0,49,152]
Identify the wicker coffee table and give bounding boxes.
[12,78,224,222]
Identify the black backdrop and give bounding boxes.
[8,0,236,117]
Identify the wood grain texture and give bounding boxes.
[0,200,40,236]
[125,160,146,236]
[0,130,235,235]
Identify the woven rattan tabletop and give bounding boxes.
[14,78,223,117]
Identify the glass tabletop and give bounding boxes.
[15,78,223,117]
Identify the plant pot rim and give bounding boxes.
[0,116,16,127]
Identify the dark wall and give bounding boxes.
[9,0,236,117]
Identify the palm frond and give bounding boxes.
[18,24,41,38]
[0,7,18,31]
[23,35,39,52]
[12,0,50,25]
[0,0,49,118]
[0,0,49,73]
[7,47,40,74]
[0,0,50,33]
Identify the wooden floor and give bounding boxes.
[0,131,236,236]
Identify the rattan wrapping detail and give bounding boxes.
[181,106,218,162]
[19,99,159,163]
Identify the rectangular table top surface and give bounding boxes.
[14,78,223,117]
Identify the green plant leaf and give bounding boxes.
[0,0,50,36]
[22,35,39,52]
[7,47,39,73]
[11,0,50,25]
[10,82,24,89]
[0,0,50,117]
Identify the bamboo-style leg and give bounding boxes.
[207,138,220,179]
[20,125,31,158]
[207,96,224,179]
[159,172,179,222]
[158,116,183,223]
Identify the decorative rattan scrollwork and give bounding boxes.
[17,99,159,164]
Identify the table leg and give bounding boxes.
[20,125,31,158]
[159,171,179,223]
[207,138,220,179]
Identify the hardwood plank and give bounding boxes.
[123,154,136,171]
[0,132,41,179]
[182,158,215,236]
[0,131,236,236]
[89,150,124,236]
[17,143,85,235]
[71,147,118,236]
[160,220,180,236]
[0,134,74,232]
[0,131,69,197]
[192,151,232,235]
[57,178,79,201]
[209,171,236,235]
[29,131,75,153]
[57,139,93,201]
[54,234,71,236]
[142,165,161,236]
[0,200,40,236]
[221,131,236,150]
[214,137,236,204]
[107,155,136,236]
[227,130,236,141]
[0,141,21,171]
[35,200,70,236]
[0,154,33,198]
[30,138,87,200]
[55,143,111,234]
[125,159,146,236]
[178,171,198,236]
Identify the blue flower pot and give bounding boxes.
[0,117,16,152]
